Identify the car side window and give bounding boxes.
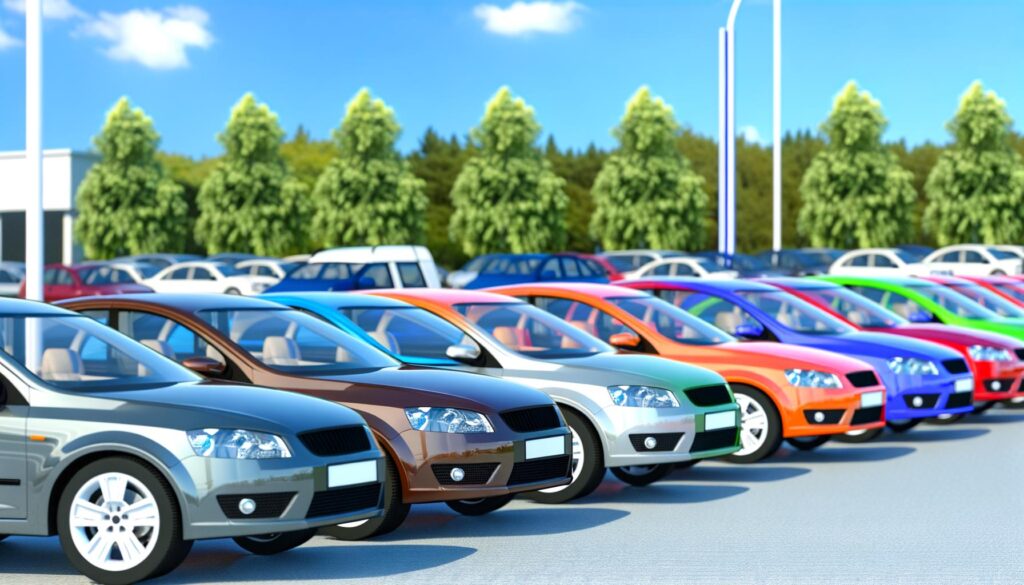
[671,263,694,276]
[166,267,189,280]
[191,267,215,281]
[358,264,394,288]
[872,255,895,268]
[939,251,960,262]
[539,258,563,279]
[533,296,633,341]
[654,289,760,335]
[117,310,224,364]
[45,268,73,286]
[289,264,323,280]
[604,256,633,272]
[964,251,985,263]
[397,262,427,287]
[847,254,869,267]
[0,271,13,283]
[561,258,581,278]
[850,287,926,320]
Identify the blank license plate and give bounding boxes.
[705,410,737,431]
[328,460,378,488]
[526,436,566,460]
[955,378,974,393]
[860,391,884,408]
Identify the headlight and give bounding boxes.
[967,345,1013,362]
[887,357,939,376]
[187,429,292,459]
[608,385,680,408]
[784,369,842,389]
[404,407,493,433]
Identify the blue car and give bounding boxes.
[620,278,976,441]
[463,253,609,289]
[265,262,395,293]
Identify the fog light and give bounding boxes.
[813,411,825,423]
[912,396,923,408]
[992,380,1002,391]
[238,498,256,516]
[450,467,465,482]
[643,436,658,450]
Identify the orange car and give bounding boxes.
[487,283,888,462]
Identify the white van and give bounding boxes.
[306,245,442,289]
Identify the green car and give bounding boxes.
[816,275,1024,342]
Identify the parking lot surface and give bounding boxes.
[4,408,1022,585]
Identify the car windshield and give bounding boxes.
[135,264,162,279]
[988,248,1017,260]
[907,284,998,319]
[454,302,610,359]
[692,258,723,273]
[0,314,197,391]
[738,290,854,334]
[794,286,906,329]
[947,284,1024,318]
[214,264,244,277]
[607,296,733,345]
[338,305,474,362]
[196,308,398,374]
[893,249,923,263]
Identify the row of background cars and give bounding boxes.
[4,242,1024,582]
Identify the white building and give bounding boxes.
[0,149,97,265]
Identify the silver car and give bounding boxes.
[0,299,384,584]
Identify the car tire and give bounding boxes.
[925,413,965,425]
[57,457,191,585]
[835,427,884,443]
[445,495,514,516]
[528,409,604,504]
[724,386,782,463]
[785,435,830,451]
[320,453,409,541]
[233,528,316,555]
[609,464,674,486]
[225,287,241,295]
[886,419,921,433]
[992,270,1007,276]
[1004,397,1024,409]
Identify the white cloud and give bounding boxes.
[4,0,85,20]
[474,1,584,37]
[0,23,20,49]
[78,5,212,69]
[740,125,762,143]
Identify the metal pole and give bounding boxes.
[25,0,43,302]
[772,0,782,252]
[717,28,727,255]
[725,14,736,257]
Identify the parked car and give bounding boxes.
[463,253,609,289]
[366,288,741,495]
[757,248,844,276]
[692,252,792,277]
[955,275,1024,308]
[621,278,975,441]
[921,244,1023,276]
[582,254,626,281]
[0,261,24,297]
[101,260,164,283]
[18,264,153,302]
[599,250,685,278]
[60,294,572,539]
[920,275,1024,319]
[0,298,384,583]
[991,245,1024,260]
[114,253,202,269]
[488,282,887,462]
[236,258,300,280]
[632,256,738,279]
[267,245,441,293]
[828,248,929,277]
[764,277,1024,415]
[145,261,277,295]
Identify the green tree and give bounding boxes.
[924,82,1024,244]
[75,97,188,259]
[408,128,475,268]
[591,87,708,250]
[195,94,310,255]
[449,87,569,256]
[281,125,335,190]
[797,82,916,247]
[310,89,428,247]
[546,138,607,252]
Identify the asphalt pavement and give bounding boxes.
[5,407,1023,585]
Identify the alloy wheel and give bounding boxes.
[68,472,161,572]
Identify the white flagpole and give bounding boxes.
[772,0,782,253]
[25,0,44,302]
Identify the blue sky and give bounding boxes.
[1,0,1022,157]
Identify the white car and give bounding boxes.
[921,244,1023,276]
[599,250,686,279]
[0,262,23,297]
[992,245,1024,260]
[235,258,300,281]
[306,245,442,289]
[144,261,277,295]
[828,248,929,276]
[633,256,738,279]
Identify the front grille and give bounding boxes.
[684,384,732,407]
[628,432,683,452]
[942,359,969,375]
[217,492,295,519]
[507,455,571,485]
[500,405,561,433]
[803,409,844,424]
[851,406,883,425]
[945,392,973,409]
[298,426,371,457]
[1015,349,1024,361]
[847,371,879,388]
[431,463,499,485]
[689,428,738,453]
[305,483,381,519]
[904,394,940,409]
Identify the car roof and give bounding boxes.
[624,277,779,292]
[489,282,648,299]
[0,297,74,315]
[264,292,410,309]
[921,275,975,285]
[62,293,285,312]
[824,275,929,287]
[370,288,524,305]
[757,277,838,290]
[310,245,432,264]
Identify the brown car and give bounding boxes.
[60,294,572,540]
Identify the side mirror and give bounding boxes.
[733,322,765,339]
[445,343,482,363]
[181,357,226,376]
[608,332,642,349]
[908,310,934,323]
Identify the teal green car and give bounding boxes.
[817,275,1024,342]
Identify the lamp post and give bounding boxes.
[717,0,742,258]
[772,0,782,253]
[25,0,43,302]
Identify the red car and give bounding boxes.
[579,254,625,281]
[761,277,1024,412]
[19,263,152,301]
[929,274,1024,312]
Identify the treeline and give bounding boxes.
[74,83,1024,268]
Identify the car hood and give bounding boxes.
[317,366,555,413]
[716,341,875,374]
[796,330,962,361]
[893,323,1024,349]
[95,380,367,434]
[543,352,726,390]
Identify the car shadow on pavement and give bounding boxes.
[666,464,811,483]
[374,505,629,541]
[876,428,989,442]
[766,445,916,464]
[578,480,748,505]
[961,412,1024,424]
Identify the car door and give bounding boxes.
[155,266,191,293]
[0,360,28,518]
[671,262,696,277]
[927,250,961,275]
[962,250,989,276]
[837,253,871,276]
[190,266,221,293]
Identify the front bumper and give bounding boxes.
[971,360,1024,402]
[596,404,741,466]
[785,385,887,438]
[178,453,385,541]
[887,374,976,420]
[393,427,573,504]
